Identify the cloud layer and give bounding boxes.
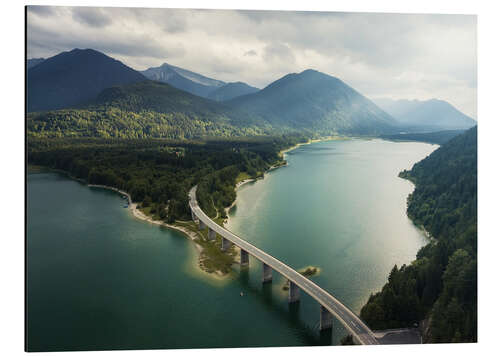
[27,6,477,118]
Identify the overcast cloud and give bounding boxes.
[27,6,477,118]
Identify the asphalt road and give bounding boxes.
[189,186,379,345]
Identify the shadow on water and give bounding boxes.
[239,266,250,285]
[146,207,337,347]
[288,301,301,324]
[262,281,273,304]
[235,266,331,346]
[319,328,333,346]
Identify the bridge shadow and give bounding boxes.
[319,328,333,345]
[235,266,331,346]
[262,281,273,304]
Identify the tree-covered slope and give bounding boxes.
[207,82,259,101]
[27,80,269,139]
[27,49,146,112]
[227,69,398,135]
[360,126,477,343]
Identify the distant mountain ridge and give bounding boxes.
[141,62,224,98]
[207,82,259,101]
[373,98,476,131]
[27,58,45,69]
[165,63,225,88]
[27,48,146,112]
[227,69,397,135]
[141,63,259,101]
[27,49,400,138]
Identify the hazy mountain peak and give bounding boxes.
[300,68,328,76]
[373,97,476,131]
[141,62,226,98]
[228,70,396,135]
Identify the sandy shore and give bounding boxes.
[88,184,239,280]
[88,184,203,253]
[86,138,337,278]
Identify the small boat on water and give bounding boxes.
[240,291,244,296]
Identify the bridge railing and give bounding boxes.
[188,185,379,345]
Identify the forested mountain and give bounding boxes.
[27,51,400,138]
[141,62,225,98]
[207,82,259,101]
[28,69,403,139]
[27,80,269,139]
[27,49,146,112]
[373,98,476,131]
[27,58,45,69]
[361,126,477,343]
[227,69,398,135]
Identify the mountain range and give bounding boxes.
[27,49,146,112]
[26,48,475,139]
[141,62,259,101]
[373,98,476,131]
[227,69,396,135]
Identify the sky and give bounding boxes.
[27,6,477,118]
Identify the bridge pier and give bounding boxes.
[262,263,272,283]
[288,281,300,303]
[320,305,333,330]
[221,237,231,251]
[240,249,249,266]
[208,228,216,241]
[188,185,379,346]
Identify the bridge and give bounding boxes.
[188,186,379,345]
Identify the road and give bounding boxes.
[189,186,379,345]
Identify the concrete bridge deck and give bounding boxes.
[189,186,379,345]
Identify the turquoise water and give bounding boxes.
[27,139,437,351]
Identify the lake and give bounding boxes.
[26,138,437,351]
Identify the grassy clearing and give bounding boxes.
[138,206,162,221]
[236,172,251,183]
[175,218,237,274]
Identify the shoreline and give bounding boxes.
[86,184,228,280]
[29,136,433,286]
[224,136,342,226]
[396,175,435,243]
[88,184,203,248]
[28,136,341,280]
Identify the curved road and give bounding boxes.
[189,186,379,345]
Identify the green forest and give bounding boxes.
[360,126,477,342]
[28,135,307,223]
[27,81,273,140]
